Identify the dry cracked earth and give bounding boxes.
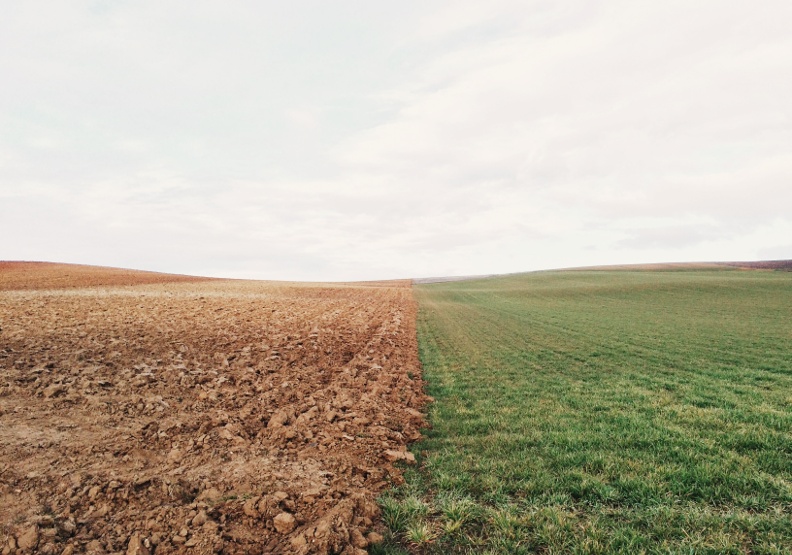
[0,263,429,555]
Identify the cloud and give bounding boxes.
[1,1,790,280]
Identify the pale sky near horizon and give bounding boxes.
[2,1,791,281]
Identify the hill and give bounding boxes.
[380,268,792,554]
[0,261,211,291]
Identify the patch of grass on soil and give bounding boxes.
[380,269,792,554]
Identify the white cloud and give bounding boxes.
[1,1,790,280]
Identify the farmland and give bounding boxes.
[379,269,792,554]
[0,263,427,555]
[2,262,791,554]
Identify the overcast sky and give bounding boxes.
[2,1,791,281]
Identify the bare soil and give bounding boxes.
[0,263,428,555]
[0,263,212,291]
[721,259,792,271]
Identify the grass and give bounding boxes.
[377,269,792,554]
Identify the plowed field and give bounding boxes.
[0,263,428,555]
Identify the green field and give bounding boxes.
[377,269,792,554]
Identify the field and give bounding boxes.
[379,269,792,554]
[0,263,428,555]
[2,263,791,555]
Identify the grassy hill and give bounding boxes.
[379,268,792,554]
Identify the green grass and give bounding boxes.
[377,269,792,554]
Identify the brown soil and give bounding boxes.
[0,263,428,555]
[0,263,212,291]
[720,260,792,271]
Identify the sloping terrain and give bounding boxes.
[0,262,212,291]
[412,259,792,286]
[0,263,428,555]
[569,260,792,272]
[722,259,792,270]
[381,269,792,554]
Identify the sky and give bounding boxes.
[2,1,791,281]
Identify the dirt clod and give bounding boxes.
[272,513,297,534]
[126,533,150,555]
[16,527,38,553]
[383,449,417,464]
